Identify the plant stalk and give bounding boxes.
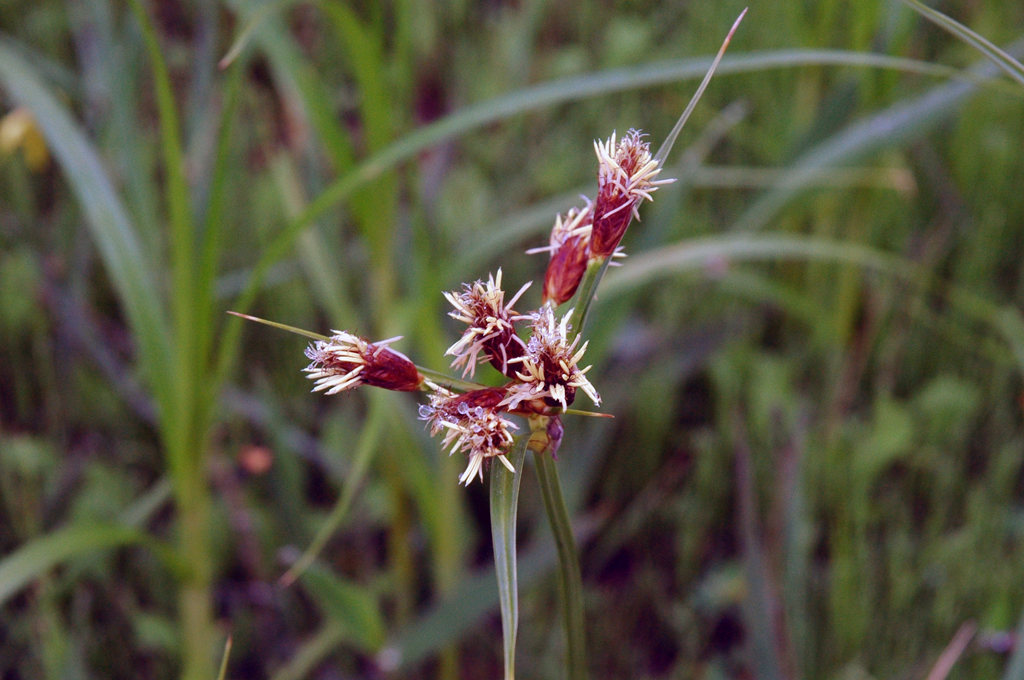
[178,486,214,680]
[534,451,587,680]
[491,436,530,680]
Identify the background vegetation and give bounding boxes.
[1,0,1023,678]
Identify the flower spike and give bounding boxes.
[419,386,518,484]
[304,332,423,394]
[532,204,594,306]
[444,269,532,378]
[590,129,675,258]
[501,305,600,412]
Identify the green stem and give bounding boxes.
[490,436,530,680]
[534,452,587,680]
[178,492,214,680]
[563,257,613,343]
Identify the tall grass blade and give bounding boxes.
[299,564,386,653]
[732,39,1024,232]
[128,0,195,265]
[901,0,1024,88]
[196,64,243,393]
[0,525,150,606]
[280,394,387,586]
[128,1,200,467]
[925,622,976,680]
[270,155,357,327]
[215,636,233,680]
[601,234,905,299]
[220,0,304,69]
[490,436,530,680]
[0,38,172,411]
[119,478,174,528]
[270,624,345,680]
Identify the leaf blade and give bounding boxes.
[0,39,173,415]
[299,564,386,653]
[901,0,1024,88]
[0,525,150,606]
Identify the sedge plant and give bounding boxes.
[236,12,746,680]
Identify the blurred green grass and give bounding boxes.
[1,0,1023,679]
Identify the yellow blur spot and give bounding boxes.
[0,107,49,171]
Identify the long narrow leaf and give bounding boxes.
[319,1,399,274]
[226,311,330,342]
[0,525,150,606]
[601,234,905,298]
[299,564,386,653]
[270,624,345,680]
[901,0,1024,88]
[653,8,746,166]
[128,2,199,468]
[490,436,530,680]
[216,636,233,680]
[280,393,387,586]
[0,39,172,414]
[196,63,244,395]
[535,451,587,680]
[732,39,1024,232]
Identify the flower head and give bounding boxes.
[419,386,518,484]
[304,332,423,394]
[590,129,674,258]
[444,269,532,378]
[527,204,594,306]
[502,305,600,412]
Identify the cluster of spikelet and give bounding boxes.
[304,130,672,484]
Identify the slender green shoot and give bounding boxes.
[654,8,748,166]
[564,258,615,343]
[226,311,330,342]
[562,8,746,344]
[535,450,587,680]
[490,436,530,680]
[279,396,387,586]
[562,409,615,418]
[900,0,1024,88]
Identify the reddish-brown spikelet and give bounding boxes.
[501,305,600,413]
[305,332,424,393]
[418,386,518,484]
[444,270,531,379]
[590,129,671,258]
[358,349,424,391]
[528,205,594,306]
[543,234,589,306]
[426,387,507,419]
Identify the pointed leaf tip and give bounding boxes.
[654,9,748,166]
